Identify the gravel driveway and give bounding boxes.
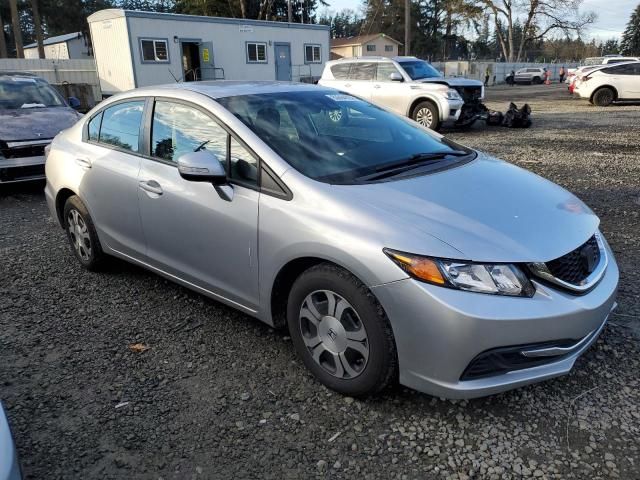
[1,84,639,479]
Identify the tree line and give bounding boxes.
[1,0,638,61]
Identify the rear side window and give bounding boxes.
[604,64,638,75]
[330,63,351,80]
[349,63,376,81]
[98,101,145,152]
[87,112,102,141]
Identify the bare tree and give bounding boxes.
[479,0,595,61]
[31,0,45,58]
[0,8,9,58]
[9,0,23,58]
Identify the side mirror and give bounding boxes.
[178,150,227,185]
[389,72,404,82]
[68,96,81,110]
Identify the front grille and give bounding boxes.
[0,143,46,159]
[453,86,482,104]
[545,235,600,285]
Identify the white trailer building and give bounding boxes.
[87,9,330,96]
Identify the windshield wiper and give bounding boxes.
[357,151,469,182]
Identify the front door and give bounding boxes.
[371,62,408,115]
[138,99,260,310]
[198,41,217,80]
[275,43,292,81]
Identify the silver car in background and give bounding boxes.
[45,82,618,398]
[0,403,21,480]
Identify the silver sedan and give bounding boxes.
[44,82,618,398]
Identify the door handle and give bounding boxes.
[344,83,351,87]
[139,180,163,195]
[374,84,381,89]
[75,157,92,169]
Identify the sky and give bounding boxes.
[322,0,635,42]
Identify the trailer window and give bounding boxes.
[304,44,321,63]
[246,42,267,63]
[140,39,169,63]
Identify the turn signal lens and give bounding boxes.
[384,249,445,285]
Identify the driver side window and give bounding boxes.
[151,100,227,167]
[151,100,259,187]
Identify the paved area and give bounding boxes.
[1,84,639,479]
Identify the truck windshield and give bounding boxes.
[0,77,65,110]
[397,60,442,80]
[217,90,473,184]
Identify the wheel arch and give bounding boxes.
[590,85,618,103]
[407,96,441,121]
[55,188,77,228]
[269,256,388,330]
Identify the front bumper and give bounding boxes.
[372,243,619,399]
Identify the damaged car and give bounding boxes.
[0,72,82,184]
[319,56,485,130]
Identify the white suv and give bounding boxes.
[574,61,640,106]
[514,67,546,84]
[318,56,485,130]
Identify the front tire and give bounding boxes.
[592,87,615,107]
[411,100,440,130]
[287,264,398,397]
[63,195,105,271]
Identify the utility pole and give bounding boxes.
[404,0,410,56]
[288,0,292,23]
[31,0,45,58]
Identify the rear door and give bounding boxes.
[137,98,260,310]
[80,99,147,257]
[607,63,640,98]
[340,62,376,101]
[370,62,409,115]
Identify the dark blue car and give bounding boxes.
[0,72,82,184]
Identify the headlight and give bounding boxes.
[441,89,462,101]
[384,249,535,297]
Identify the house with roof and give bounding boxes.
[330,33,403,59]
[24,32,93,59]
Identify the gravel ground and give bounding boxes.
[1,84,639,480]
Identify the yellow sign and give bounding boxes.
[202,48,210,62]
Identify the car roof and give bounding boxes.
[125,81,332,99]
[590,60,640,71]
[0,71,43,80]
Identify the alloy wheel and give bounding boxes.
[415,107,433,127]
[299,290,369,379]
[67,209,92,261]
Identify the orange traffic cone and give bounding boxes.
[544,72,551,85]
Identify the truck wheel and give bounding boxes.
[592,87,615,107]
[411,101,440,130]
[287,263,398,397]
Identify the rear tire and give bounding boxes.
[287,263,398,397]
[592,87,615,107]
[63,195,105,271]
[411,100,440,130]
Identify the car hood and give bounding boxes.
[0,106,80,141]
[333,153,598,263]
[416,77,484,88]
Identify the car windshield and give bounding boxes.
[217,90,473,184]
[0,77,65,110]
[397,60,442,80]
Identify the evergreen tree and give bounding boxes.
[621,3,640,56]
